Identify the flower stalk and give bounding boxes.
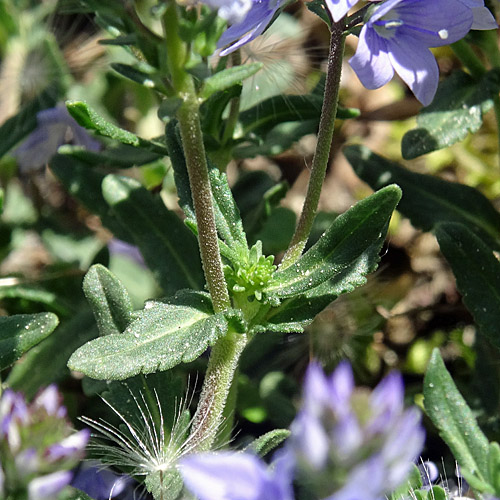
[163,0,241,452]
[280,18,346,269]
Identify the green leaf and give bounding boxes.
[0,84,62,158]
[235,119,320,158]
[201,85,241,139]
[239,93,358,138]
[258,236,384,333]
[58,143,162,168]
[0,188,3,214]
[0,313,59,370]
[111,62,164,92]
[7,311,98,398]
[83,264,134,336]
[435,222,500,346]
[200,63,263,100]
[60,488,96,500]
[68,291,230,380]
[101,174,204,294]
[49,154,133,243]
[66,101,168,155]
[402,69,500,159]
[245,429,291,457]
[263,185,401,300]
[345,145,500,251]
[424,348,490,484]
[488,442,500,496]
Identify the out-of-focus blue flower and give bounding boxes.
[71,460,137,500]
[349,0,474,105]
[181,449,294,500]
[215,0,283,55]
[290,361,425,499]
[108,238,146,268]
[180,361,424,500]
[12,104,100,173]
[0,385,89,500]
[202,0,254,23]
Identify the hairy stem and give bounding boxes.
[280,18,346,268]
[163,0,239,451]
[177,98,232,312]
[189,332,248,451]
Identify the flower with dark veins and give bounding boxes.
[349,0,474,105]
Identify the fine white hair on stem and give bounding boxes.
[80,379,223,483]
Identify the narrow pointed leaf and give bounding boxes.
[102,174,204,293]
[83,264,134,336]
[200,63,263,100]
[66,101,168,155]
[0,313,59,370]
[49,154,133,243]
[258,237,384,333]
[264,185,401,299]
[436,222,500,346]
[68,291,230,380]
[345,145,500,251]
[424,349,490,483]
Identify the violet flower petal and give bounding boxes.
[217,0,281,56]
[180,452,290,500]
[324,0,361,22]
[28,470,73,500]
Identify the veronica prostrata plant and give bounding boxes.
[1,0,500,499]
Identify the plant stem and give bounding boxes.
[163,0,240,451]
[164,0,231,313]
[189,332,248,451]
[177,98,232,312]
[280,18,346,269]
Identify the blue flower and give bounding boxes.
[12,104,100,173]
[181,450,294,500]
[71,461,137,500]
[202,0,254,23]
[180,362,425,500]
[349,0,474,105]
[325,0,362,22]
[289,362,425,499]
[0,386,89,500]
[215,0,283,55]
[459,0,498,29]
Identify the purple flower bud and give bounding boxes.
[28,470,73,500]
[290,362,425,499]
[0,386,89,499]
[46,429,90,462]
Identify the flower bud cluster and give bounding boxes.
[0,385,89,500]
[289,362,425,499]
